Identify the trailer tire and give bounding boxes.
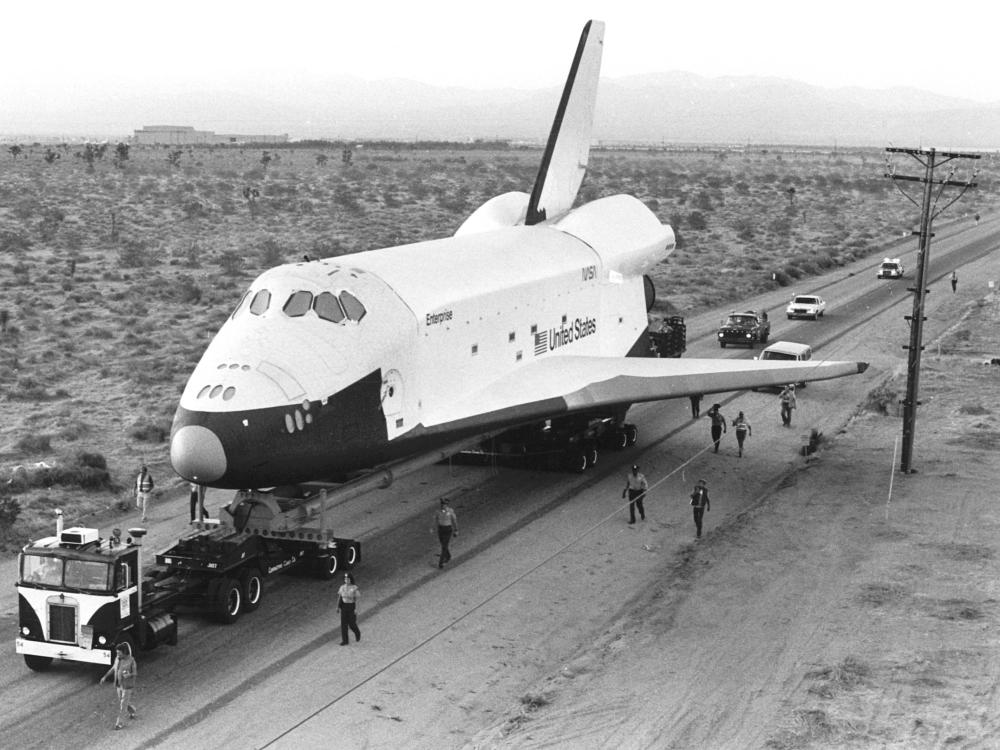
[613,429,628,450]
[240,569,264,613]
[316,553,339,580]
[586,444,598,468]
[625,424,638,446]
[24,654,53,671]
[340,543,359,570]
[212,577,243,624]
[566,450,588,473]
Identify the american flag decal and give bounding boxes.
[534,331,548,355]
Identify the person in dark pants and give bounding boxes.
[189,482,208,522]
[779,385,797,427]
[689,479,710,538]
[706,404,726,452]
[732,411,752,458]
[689,394,702,418]
[337,572,361,645]
[432,498,458,568]
[951,270,958,293]
[621,464,649,524]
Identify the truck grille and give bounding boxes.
[49,603,77,643]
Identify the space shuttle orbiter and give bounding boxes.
[170,21,866,488]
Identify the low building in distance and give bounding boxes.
[132,125,289,145]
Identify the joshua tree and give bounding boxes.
[8,145,22,159]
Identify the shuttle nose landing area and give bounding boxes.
[171,425,228,483]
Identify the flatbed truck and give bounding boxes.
[15,490,361,671]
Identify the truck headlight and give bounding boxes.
[98,635,108,645]
[21,626,30,636]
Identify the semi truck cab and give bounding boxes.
[16,525,176,671]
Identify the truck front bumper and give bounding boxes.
[16,637,113,665]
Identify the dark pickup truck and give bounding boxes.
[717,310,770,348]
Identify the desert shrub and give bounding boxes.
[173,274,203,303]
[119,239,150,268]
[75,452,108,470]
[15,434,52,454]
[863,381,900,415]
[59,420,91,441]
[0,229,32,254]
[217,250,244,274]
[686,211,707,230]
[128,418,170,442]
[773,270,791,286]
[257,237,285,266]
[8,377,52,400]
[0,496,21,527]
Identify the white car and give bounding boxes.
[785,294,826,320]
[877,258,904,279]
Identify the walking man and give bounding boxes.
[951,270,958,293]
[779,385,797,427]
[336,572,361,645]
[689,479,710,539]
[689,393,702,418]
[134,465,154,522]
[433,498,458,568]
[732,411,752,458]
[99,642,138,730]
[622,464,648,524]
[706,403,726,452]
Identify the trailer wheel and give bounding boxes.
[586,444,598,468]
[240,569,264,612]
[614,429,628,450]
[625,425,638,446]
[24,654,53,671]
[566,450,588,473]
[341,543,359,570]
[213,577,243,624]
[315,553,339,580]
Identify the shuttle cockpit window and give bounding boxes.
[230,290,251,319]
[249,289,272,316]
[314,292,346,323]
[340,291,366,322]
[283,290,314,318]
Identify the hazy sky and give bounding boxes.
[4,0,998,103]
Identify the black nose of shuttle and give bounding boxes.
[171,425,228,483]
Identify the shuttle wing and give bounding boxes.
[423,355,868,431]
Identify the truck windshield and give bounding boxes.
[727,316,753,326]
[64,559,112,591]
[21,554,63,586]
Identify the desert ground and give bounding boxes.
[1,145,999,749]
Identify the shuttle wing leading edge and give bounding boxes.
[423,355,869,432]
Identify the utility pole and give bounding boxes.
[885,147,979,473]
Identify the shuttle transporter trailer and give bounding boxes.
[15,491,361,672]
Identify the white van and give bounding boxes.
[758,340,812,362]
[756,341,812,389]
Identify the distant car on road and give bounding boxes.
[717,310,770,348]
[877,257,904,279]
[786,294,826,320]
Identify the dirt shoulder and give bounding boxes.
[469,293,1000,748]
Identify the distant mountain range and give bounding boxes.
[5,72,1000,148]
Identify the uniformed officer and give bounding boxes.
[622,464,648,524]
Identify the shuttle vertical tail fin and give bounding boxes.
[525,20,604,226]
